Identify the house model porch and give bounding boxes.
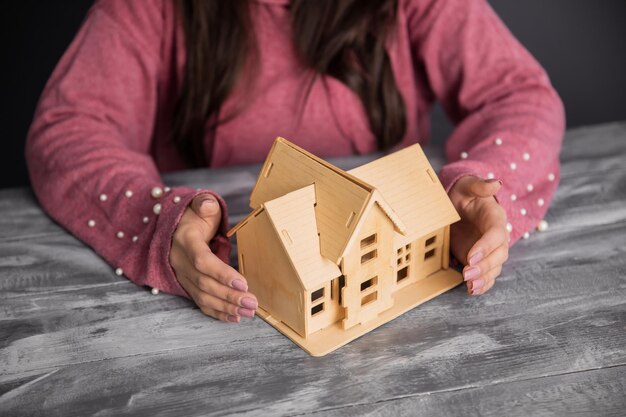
[227,137,463,356]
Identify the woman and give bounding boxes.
[26,0,565,323]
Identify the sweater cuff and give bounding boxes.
[147,188,231,298]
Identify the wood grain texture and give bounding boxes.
[1,122,625,416]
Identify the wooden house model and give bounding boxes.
[228,137,463,356]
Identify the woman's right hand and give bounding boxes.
[170,194,258,323]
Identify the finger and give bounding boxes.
[200,306,240,323]
[181,273,253,318]
[466,224,508,266]
[467,265,502,296]
[191,193,221,218]
[190,194,222,237]
[463,242,508,281]
[191,273,258,311]
[467,178,503,199]
[177,274,233,322]
[186,238,249,291]
[197,291,251,318]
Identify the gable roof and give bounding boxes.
[348,144,460,242]
[263,185,341,290]
[232,138,458,272]
[249,138,376,264]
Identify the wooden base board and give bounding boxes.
[256,268,463,356]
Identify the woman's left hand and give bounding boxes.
[448,176,509,295]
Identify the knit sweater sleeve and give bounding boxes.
[25,0,230,297]
[405,0,565,243]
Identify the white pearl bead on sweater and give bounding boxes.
[537,220,549,232]
[151,187,164,199]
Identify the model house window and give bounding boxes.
[311,287,324,302]
[425,236,436,247]
[263,162,274,178]
[361,249,377,264]
[360,233,377,249]
[398,244,410,258]
[338,275,345,305]
[311,303,324,316]
[425,248,436,260]
[361,291,378,306]
[397,266,409,282]
[360,276,378,292]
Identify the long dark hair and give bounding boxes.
[172,0,406,166]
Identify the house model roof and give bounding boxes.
[348,144,460,243]
[263,185,342,290]
[249,138,377,264]
[242,137,458,267]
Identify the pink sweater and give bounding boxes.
[26,0,565,297]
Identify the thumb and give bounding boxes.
[190,194,222,236]
[468,178,502,199]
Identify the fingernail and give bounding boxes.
[468,251,483,266]
[231,279,248,292]
[200,198,219,215]
[227,315,240,323]
[471,279,484,290]
[238,308,255,318]
[463,266,480,281]
[485,178,503,185]
[241,297,258,310]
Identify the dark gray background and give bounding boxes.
[2,0,625,189]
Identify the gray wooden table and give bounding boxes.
[1,123,625,416]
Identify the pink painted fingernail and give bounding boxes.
[241,297,258,310]
[463,266,480,281]
[227,315,240,323]
[238,308,255,318]
[468,251,483,266]
[485,178,503,185]
[471,279,484,290]
[231,279,248,292]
